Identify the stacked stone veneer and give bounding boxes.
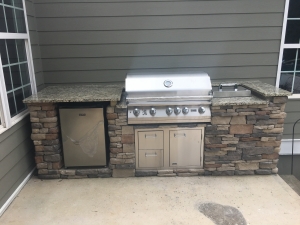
[28,103,111,179]
[28,103,63,179]
[106,104,136,178]
[204,96,287,176]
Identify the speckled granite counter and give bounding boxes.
[23,83,124,103]
[23,81,290,106]
[212,96,268,106]
[211,81,291,106]
[240,81,291,97]
[212,81,291,97]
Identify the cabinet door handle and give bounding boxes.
[145,134,157,138]
[174,133,186,138]
[145,153,157,157]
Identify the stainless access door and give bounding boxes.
[59,108,106,167]
[169,129,202,167]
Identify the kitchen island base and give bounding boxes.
[24,83,290,179]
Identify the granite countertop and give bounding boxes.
[211,80,291,97]
[23,83,125,103]
[212,96,268,106]
[211,80,291,106]
[23,80,291,106]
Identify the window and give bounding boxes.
[277,0,300,98]
[0,0,36,132]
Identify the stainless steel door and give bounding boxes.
[138,150,163,168]
[59,108,106,167]
[138,131,163,150]
[169,129,202,167]
[137,131,163,168]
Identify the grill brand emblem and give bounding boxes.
[79,113,86,116]
[164,80,173,88]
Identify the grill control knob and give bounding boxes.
[133,108,140,117]
[166,107,173,116]
[182,107,189,115]
[198,106,206,114]
[174,107,181,115]
[150,107,156,116]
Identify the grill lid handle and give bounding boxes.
[219,83,238,92]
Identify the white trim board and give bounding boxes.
[276,0,300,97]
[280,139,300,155]
[288,94,300,99]
[0,167,35,217]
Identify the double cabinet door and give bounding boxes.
[136,128,203,169]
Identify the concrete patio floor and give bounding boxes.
[1,175,300,225]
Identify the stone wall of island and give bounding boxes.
[106,103,136,178]
[26,96,288,179]
[29,103,63,179]
[204,96,287,176]
[28,103,112,179]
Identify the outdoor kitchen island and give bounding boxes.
[23,81,291,179]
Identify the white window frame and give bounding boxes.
[276,0,300,99]
[0,0,37,134]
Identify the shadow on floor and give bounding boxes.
[280,175,300,196]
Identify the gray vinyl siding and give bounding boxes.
[32,0,285,85]
[0,0,44,210]
[283,100,300,140]
[26,0,45,91]
[278,156,300,179]
[0,117,35,209]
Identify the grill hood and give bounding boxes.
[125,72,212,101]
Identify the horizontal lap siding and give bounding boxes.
[44,66,277,84]
[283,100,300,139]
[40,41,280,58]
[42,54,278,70]
[34,1,284,17]
[33,0,285,85]
[26,0,45,90]
[0,118,34,209]
[0,153,34,208]
[0,1,43,210]
[37,14,283,31]
[38,28,282,45]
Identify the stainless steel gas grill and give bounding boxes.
[125,72,212,124]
